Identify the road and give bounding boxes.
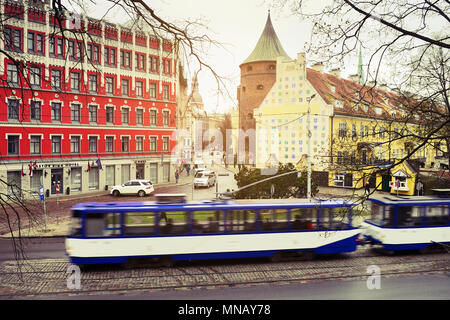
[34,273,449,300]
[1,166,449,300]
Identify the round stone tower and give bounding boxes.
[237,12,291,164]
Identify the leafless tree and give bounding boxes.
[0,0,229,266]
[271,0,449,187]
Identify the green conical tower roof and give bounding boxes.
[241,12,291,65]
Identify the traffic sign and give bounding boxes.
[56,184,60,194]
[39,186,44,201]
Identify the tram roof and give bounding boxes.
[72,198,356,212]
[369,195,450,206]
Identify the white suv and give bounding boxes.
[110,179,154,197]
[194,171,216,188]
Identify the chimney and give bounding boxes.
[348,74,361,83]
[311,62,324,73]
[330,68,341,78]
[379,83,389,92]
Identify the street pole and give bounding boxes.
[306,94,316,200]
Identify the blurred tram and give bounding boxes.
[362,195,450,252]
[65,194,360,265]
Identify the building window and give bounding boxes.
[29,66,41,87]
[51,136,62,154]
[136,136,144,151]
[379,126,386,139]
[70,72,80,91]
[87,43,101,64]
[162,136,169,151]
[136,80,143,97]
[88,74,97,93]
[7,63,19,85]
[7,135,20,155]
[89,105,98,123]
[105,136,114,152]
[49,36,64,58]
[162,58,171,74]
[51,69,62,89]
[106,106,114,124]
[149,82,156,98]
[30,101,41,120]
[150,136,157,151]
[120,50,131,69]
[7,99,20,120]
[338,123,347,138]
[121,79,129,96]
[67,39,83,61]
[51,102,62,121]
[4,26,23,52]
[150,110,157,126]
[89,136,98,153]
[105,77,114,95]
[135,53,145,71]
[162,84,169,100]
[136,109,143,125]
[122,136,129,152]
[70,136,80,153]
[149,56,158,72]
[71,104,80,122]
[30,136,41,154]
[163,110,169,126]
[121,108,129,124]
[104,46,116,66]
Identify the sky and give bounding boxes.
[66,0,363,114]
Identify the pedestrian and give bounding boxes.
[186,164,190,176]
[175,170,179,183]
[365,181,370,195]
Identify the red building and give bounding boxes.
[1,0,182,198]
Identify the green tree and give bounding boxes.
[233,163,318,199]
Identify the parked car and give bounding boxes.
[110,179,154,197]
[193,170,216,188]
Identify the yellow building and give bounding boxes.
[253,54,332,171]
[253,51,445,191]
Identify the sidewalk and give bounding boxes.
[0,175,194,238]
[41,175,193,204]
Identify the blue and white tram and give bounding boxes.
[65,196,360,265]
[362,196,450,251]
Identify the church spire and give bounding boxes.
[241,11,291,65]
[357,46,365,84]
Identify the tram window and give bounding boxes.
[70,211,82,236]
[290,208,317,230]
[160,211,189,235]
[124,212,155,236]
[425,205,449,226]
[192,210,223,234]
[397,206,415,227]
[259,209,288,232]
[320,208,348,230]
[397,206,424,227]
[371,203,383,224]
[85,213,121,237]
[383,206,394,227]
[225,210,257,233]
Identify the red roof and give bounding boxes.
[306,68,418,122]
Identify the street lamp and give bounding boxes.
[306,94,316,200]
